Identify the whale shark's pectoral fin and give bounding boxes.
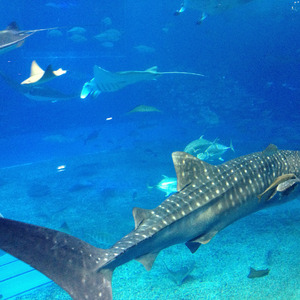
[258,174,298,201]
[135,252,159,271]
[185,231,218,253]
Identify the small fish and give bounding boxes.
[156,175,178,196]
[68,34,87,43]
[67,27,86,35]
[134,45,156,54]
[127,105,162,114]
[248,267,270,278]
[84,130,99,145]
[175,0,254,24]
[94,29,121,43]
[184,135,214,156]
[47,29,63,37]
[197,140,234,162]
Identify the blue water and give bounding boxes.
[0,0,299,299]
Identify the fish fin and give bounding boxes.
[30,60,44,76]
[17,40,25,48]
[258,174,297,201]
[174,4,185,15]
[147,183,154,190]
[135,252,159,271]
[230,140,234,152]
[145,66,158,72]
[172,152,218,190]
[262,144,278,156]
[53,68,67,76]
[38,65,66,84]
[248,267,270,278]
[0,217,114,300]
[132,207,153,229]
[7,21,19,31]
[185,231,218,253]
[185,241,201,254]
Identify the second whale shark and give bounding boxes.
[0,145,299,299]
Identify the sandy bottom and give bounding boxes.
[0,147,299,300]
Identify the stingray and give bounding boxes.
[126,105,161,114]
[80,65,204,99]
[0,22,58,54]
[21,60,67,85]
[0,71,78,102]
[175,0,254,24]
[164,261,195,286]
[247,267,270,278]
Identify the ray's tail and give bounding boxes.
[0,217,114,300]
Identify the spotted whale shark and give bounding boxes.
[0,145,299,299]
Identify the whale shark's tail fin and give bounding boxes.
[0,218,114,300]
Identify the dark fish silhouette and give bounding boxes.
[0,71,78,102]
[248,267,270,278]
[0,145,299,299]
[164,261,195,285]
[0,22,58,54]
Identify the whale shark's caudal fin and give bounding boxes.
[0,218,114,300]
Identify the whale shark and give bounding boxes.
[0,145,299,299]
[0,22,58,54]
[0,71,78,102]
[175,0,254,24]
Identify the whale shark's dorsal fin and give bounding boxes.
[262,144,278,156]
[132,207,153,229]
[172,152,218,191]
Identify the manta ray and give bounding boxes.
[80,65,204,98]
[175,0,254,24]
[0,22,58,54]
[0,71,78,102]
[21,60,67,85]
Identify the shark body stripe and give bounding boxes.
[0,146,299,299]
